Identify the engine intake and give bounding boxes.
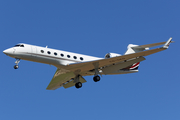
[105,53,121,59]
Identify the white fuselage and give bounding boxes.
[3,43,102,68]
[3,43,139,76]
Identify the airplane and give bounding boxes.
[3,38,173,90]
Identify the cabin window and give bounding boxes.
[61,54,64,57]
[54,52,57,56]
[80,57,84,61]
[67,55,70,58]
[73,56,77,59]
[20,45,24,47]
[41,50,44,53]
[47,51,51,54]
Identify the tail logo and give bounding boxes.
[130,62,140,70]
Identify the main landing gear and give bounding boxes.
[93,67,101,82]
[74,75,101,89]
[74,75,83,89]
[14,59,20,69]
[74,76,101,89]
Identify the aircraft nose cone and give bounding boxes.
[3,48,13,55]
[3,49,8,54]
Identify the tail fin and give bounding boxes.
[124,44,147,71]
[124,39,172,55]
[122,38,173,71]
[125,44,149,55]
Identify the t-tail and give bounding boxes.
[122,44,147,71]
[122,37,173,71]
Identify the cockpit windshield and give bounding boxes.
[14,44,24,47]
[14,45,20,47]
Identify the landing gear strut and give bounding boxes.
[14,59,20,69]
[93,67,101,82]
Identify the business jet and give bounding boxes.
[3,38,173,90]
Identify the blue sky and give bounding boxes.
[1,0,179,120]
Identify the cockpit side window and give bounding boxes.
[14,44,24,47]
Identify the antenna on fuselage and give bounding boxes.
[46,46,48,48]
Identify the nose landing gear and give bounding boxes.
[14,59,20,69]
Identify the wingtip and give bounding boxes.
[163,37,173,49]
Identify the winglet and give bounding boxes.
[163,37,173,49]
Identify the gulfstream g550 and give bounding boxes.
[3,38,173,90]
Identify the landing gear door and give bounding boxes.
[31,46,37,56]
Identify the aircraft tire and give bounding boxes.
[75,82,82,89]
[14,65,19,69]
[93,75,100,82]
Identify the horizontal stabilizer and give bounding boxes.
[132,42,166,49]
[131,37,174,49]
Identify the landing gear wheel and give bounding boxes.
[75,82,82,89]
[14,59,20,69]
[14,65,19,69]
[93,75,100,82]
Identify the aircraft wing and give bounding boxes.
[65,38,173,73]
[46,69,75,90]
[46,68,87,90]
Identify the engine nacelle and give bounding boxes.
[105,53,121,59]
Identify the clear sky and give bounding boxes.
[1,0,179,120]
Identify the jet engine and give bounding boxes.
[105,53,121,59]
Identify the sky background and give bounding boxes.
[0,0,180,120]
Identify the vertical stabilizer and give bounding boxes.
[125,44,149,55]
[124,44,148,71]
